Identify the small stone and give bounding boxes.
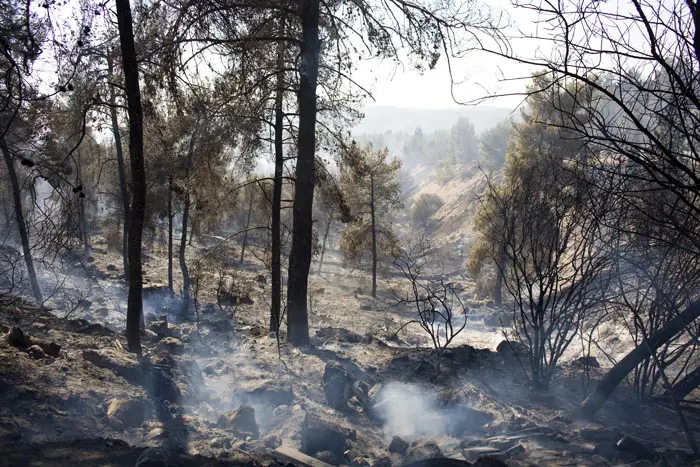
[351,457,371,466]
[26,344,47,360]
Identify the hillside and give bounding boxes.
[352,106,515,136]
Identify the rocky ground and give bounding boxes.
[0,236,698,467]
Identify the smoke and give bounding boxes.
[373,382,448,440]
[373,381,491,441]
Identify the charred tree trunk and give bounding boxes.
[107,53,130,283]
[370,173,377,298]
[577,300,700,417]
[270,28,285,334]
[494,245,505,307]
[665,365,700,402]
[287,0,320,347]
[116,0,145,355]
[76,153,90,254]
[317,206,333,275]
[240,191,254,264]
[179,192,191,315]
[1,138,42,305]
[167,175,173,297]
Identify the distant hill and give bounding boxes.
[351,105,516,136]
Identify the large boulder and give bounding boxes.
[106,398,149,427]
[217,405,260,440]
[301,414,354,462]
[243,381,294,407]
[400,441,443,466]
[83,348,142,384]
[323,361,354,411]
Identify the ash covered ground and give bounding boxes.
[0,235,697,467]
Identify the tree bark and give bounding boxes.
[106,53,130,283]
[317,206,333,275]
[370,173,377,298]
[179,192,191,315]
[167,175,173,297]
[1,138,42,305]
[577,300,700,417]
[240,191,254,264]
[287,0,320,347]
[665,365,700,402]
[270,26,285,334]
[75,153,90,254]
[494,245,505,307]
[115,0,145,355]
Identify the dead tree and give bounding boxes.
[392,238,468,374]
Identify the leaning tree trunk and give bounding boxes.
[370,173,377,298]
[665,365,700,402]
[179,192,191,316]
[287,0,320,347]
[115,0,145,355]
[317,206,334,275]
[270,29,285,334]
[107,53,130,283]
[1,138,43,305]
[577,300,700,417]
[167,175,173,297]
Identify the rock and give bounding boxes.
[473,457,508,467]
[389,436,409,455]
[401,441,443,466]
[462,447,501,461]
[156,337,184,355]
[106,264,118,271]
[6,327,31,349]
[315,327,364,344]
[323,361,354,411]
[256,275,267,284]
[496,340,528,357]
[351,457,371,466]
[106,398,148,427]
[590,454,610,466]
[616,435,654,460]
[217,405,260,439]
[83,348,143,384]
[301,414,352,461]
[574,356,600,368]
[244,381,295,407]
[316,450,341,464]
[580,427,622,443]
[373,457,392,467]
[26,344,47,360]
[149,321,170,337]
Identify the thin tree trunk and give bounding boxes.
[1,138,42,305]
[577,300,700,417]
[370,173,377,298]
[167,175,173,297]
[494,245,505,307]
[270,24,285,334]
[317,206,333,275]
[287,0,320,347]
[180,193,191,316]
[107,53,130,283]
[115,0,145,355]
[76,153,90,254]
[240,191,254,264]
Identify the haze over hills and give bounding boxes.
[351,105,517,135]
